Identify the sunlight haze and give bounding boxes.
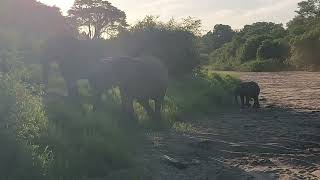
[39,0,300,30]
[2,0,320,178]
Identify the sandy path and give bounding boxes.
[142,72,320,180]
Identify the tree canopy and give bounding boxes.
[67,0,127,39]
[116,16,201,77]
[201,24,235,54]
[286,0,320,70]
[2,0,320,179]
[205,22,289,71]
[0,0,66,38]
[2,0,320,75]
[296,0,320,18]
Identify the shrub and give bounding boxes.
[240,35,271,62]
[117,16,201,77]
[257,39,290,60]
[290,28,320,70]
[0,67,142,179]
[239,59,286,72]
[43,92,141,179]
[165,72,240,120]
[0,73,50,179]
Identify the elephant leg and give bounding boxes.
[137,99,155,119]
[65,80,85,113]
[90,79,103,112]
[240,95,245,108]
[245,96,251,107]
[155,96,164,121]
[121,93,135,119]
[118,93,138,129]
[65,79,78,99]
[253,96,260,108]
[92,90,103,112]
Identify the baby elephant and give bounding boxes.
[234,81,260,108]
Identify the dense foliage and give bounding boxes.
[0,70,49,179]
[201,0,320,71]
[288,0,320,70]
[203,22,290,71]
[116,16,201,77]
[0,0,239,179]
[2,0,320,178]
[67,0,128,39]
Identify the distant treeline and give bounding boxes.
[0,0,201,78]
[0,1,241,179]
[201,0,320,71]
[1,0,319,74]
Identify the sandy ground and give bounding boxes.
[142,72,320,180]
[239,71,320,111]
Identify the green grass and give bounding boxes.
[165,72,240,117]
[44,98,141,179]
[173,122,198,134]
[206,58,288,72]
[0,66,240,179]
[0,71,142,179]
[0,73,49,179]
[238,59,286,72]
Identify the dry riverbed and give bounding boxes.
[142,72,320,180]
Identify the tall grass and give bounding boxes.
[0,72,49,179]
[0,70,142,179]
[44,98,141,179]
[165,71,240,118]
[0,64,240,179]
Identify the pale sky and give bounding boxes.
[38,0,301,30]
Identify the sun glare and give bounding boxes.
[38,0,74,13]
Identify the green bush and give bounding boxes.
[240,35,270,62]
[0,68,142,179]
[0,73,49,179]
[239,59,286,72]
[290,27,320,70]
[207,62,236,71]
[257,39,290,60]
[165,72,240,120]
[117,16,201,77]
[44,98,140,179]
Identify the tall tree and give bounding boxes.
[288,0,320,70]
[67,0,127,39]
[0,0,66,39]
[288,0,320,36]
[116,16,200,77]
[201,24,235,53]
[296,0,320,18]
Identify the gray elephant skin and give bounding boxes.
[234,81,260,108]
[90,56,169,121]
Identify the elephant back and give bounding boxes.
[235,81,260,96]
[103,56,169,99]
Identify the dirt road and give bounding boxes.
[143,72,320,180]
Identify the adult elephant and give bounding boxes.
[89,56,169,121]
[42,34,105,97]
[42,35,168,120]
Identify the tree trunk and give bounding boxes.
[88,23,92,39]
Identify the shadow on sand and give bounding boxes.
[142,105,320,179]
